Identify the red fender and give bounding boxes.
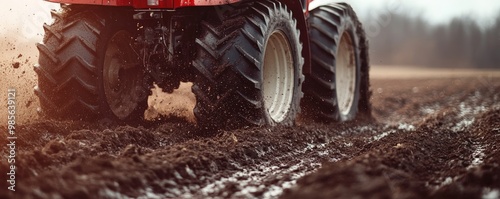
[44,0,174,8]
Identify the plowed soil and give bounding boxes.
[1,70,500,199]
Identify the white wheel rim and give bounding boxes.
[262,31,294,123]
[336,32,356,116]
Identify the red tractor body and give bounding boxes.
[45,0,311,10]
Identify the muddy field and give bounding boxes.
[0,68,499,198]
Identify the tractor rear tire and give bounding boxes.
[193,0,304,130]
[35,6,150,123]
[302,3,371,122]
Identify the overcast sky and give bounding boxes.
[342,0,500,26]
[1,0,500,41]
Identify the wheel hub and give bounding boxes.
[108,58,123,90]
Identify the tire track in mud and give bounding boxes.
[283,78,500,199]
[184,125,382,199]
[0,120,378,198]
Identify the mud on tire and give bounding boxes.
[193,0,304,130]
[35,5,150,123]
[302,3,371,122]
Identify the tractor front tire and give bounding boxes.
[302,3,371,122]
[35,6,150,123]
[193,0,304,130]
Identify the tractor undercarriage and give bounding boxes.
[133,10,200,92]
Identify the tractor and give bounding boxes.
[35,0,371,129]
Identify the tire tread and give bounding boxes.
[302,3,371,122]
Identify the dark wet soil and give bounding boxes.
[1,77,499,199]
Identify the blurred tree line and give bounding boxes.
[367,13,500,68]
